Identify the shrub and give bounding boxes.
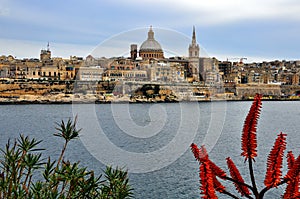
[0,117,133,199]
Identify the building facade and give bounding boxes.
[78,66,105,81]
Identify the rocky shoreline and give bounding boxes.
[1,81,300,104]
[0,93,299,104]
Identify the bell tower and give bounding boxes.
[40,42,51,62]
[188,26,200,81]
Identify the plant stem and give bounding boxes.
[59,180,67,196]
[17,151,26,184]
[248,158,258,197]
[23,168,31,191]
[258,179,287,199]
[57,142,67,169]
[223,176,254,193]
[67,183,75,199]
[222,190,240,199]
[54,141,68,192]
[27,175,32,194]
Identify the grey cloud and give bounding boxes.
[0,8,9,16]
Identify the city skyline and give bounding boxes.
[1,0,300,62]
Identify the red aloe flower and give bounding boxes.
[213,175,226,193]
[287,151,295,170]
[284,151,300,198]
[284,155,300,198]
[191,144,226,178]
[191,143,208,162]
[199,161,218,199]
[226,157,251,196]
[209,159,227,179]
[264,132,287,187]
[191,144,227,196]
[285,155,300,181]
[241,94,262,161]
[283,175,299,199]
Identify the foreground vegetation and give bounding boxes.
[0,117,133,199]
[191,94,299,198]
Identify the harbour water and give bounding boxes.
[0,101,299,198]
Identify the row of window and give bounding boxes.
[156,72,170,76]
[157,68,171,71]
[104,73,147,77]
[32,71,57,76]
[110,66,133,70]
[81,72,102,76]
[141,53,162,58]
[31,71,74,78]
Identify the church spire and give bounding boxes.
[192,26,196,45]
[188,26,200,58]
[188,26,200,81]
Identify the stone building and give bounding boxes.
[130,44,138,60]
[292,73,300,85]
[102,69,147,82]
[236,84,281,98]
[199,57,214,81]
[40,43,52,66]
[78,66,105,81]
[149,61,186,82]
[109,58,135,70]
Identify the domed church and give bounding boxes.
[138,26,164,60]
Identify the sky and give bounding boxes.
[1,0,300,62]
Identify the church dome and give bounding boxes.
[139,26,164,60]
[140,26,163,52]
[140,40,162,51]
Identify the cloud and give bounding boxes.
[0,8,9,16]
[124,0,300,26]
[0,1,108,43]
[1,0,300,61]
[0,0,10,16]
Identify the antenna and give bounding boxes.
[47,42,50,51]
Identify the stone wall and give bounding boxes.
[236,84,281,98]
